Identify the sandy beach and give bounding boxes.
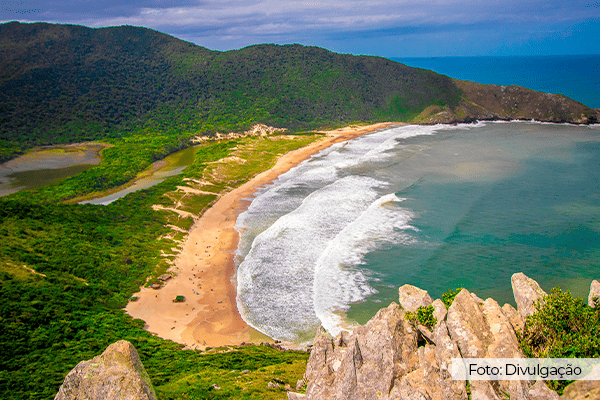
[125,122,402,349]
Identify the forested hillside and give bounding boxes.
[0,21,460,162]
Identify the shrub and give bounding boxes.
[442,288,464,309]
[405,305,437,328]
[518,288,600,393]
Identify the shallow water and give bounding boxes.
[81,145,199,205]
[234,122,600,343]
[0,145,103,196]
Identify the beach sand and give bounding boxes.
[125,122,402,349]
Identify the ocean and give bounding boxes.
[234,121,600,343]
[391,55,600,109]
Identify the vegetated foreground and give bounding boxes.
[0,134,322,400]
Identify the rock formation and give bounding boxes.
[511,272,547,320]
[54,340,157,400]
[421,80,600,125]
[589,280,600,308]
[290,273,599,400]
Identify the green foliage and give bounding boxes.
[405,305,437,328]
[0,135,319,399]
[518,288,600,393]
[0,22,462,162]
[442,287,464,309]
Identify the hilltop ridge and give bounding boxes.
[1,22,597,163]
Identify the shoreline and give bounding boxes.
[125,122,403,349]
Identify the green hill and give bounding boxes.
[0,21,461,162]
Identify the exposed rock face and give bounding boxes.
[512,272,547,320]
[421,80,600,125]
[561,380,600,400]
[588,280,600,308]
[293,273,575,400]
[528,381,559,400]
[54,340,156,400]
[398,284,433,312]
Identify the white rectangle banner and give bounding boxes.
[452,358,600,380]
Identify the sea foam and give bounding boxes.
[235,124,461,342]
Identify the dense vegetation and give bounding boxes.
[0,21,461,163]
[519,289,600,393]
[0,135,320,399]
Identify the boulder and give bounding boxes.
[528,381,559,400]
[502,303,525,332]
[561,380,600,400]
[446,289,491,358]
[482,298,530,399]
[287,392,307,400]
[433,321,467,400]
[511,272,547,319]
[388,344,444,400]
[431,299,447,330]
[54,340,156,400]
[304,326,335,399]
[398,284,433,312]
[588,280,600,308]
[353,302,418,398]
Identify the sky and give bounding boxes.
[1,0,599,57]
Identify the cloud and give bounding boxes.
[2,0,599,55]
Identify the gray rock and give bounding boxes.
[433,321,467,400]
[54,340,156,400]
[446,289,491,358]
[304,326,335,399]
[588,280,600,308]
[389,344,444,400]
[287,392,307,400]
[332,336,362,398]
[482,298,530,399]
[561,380,600,399]
[431,299,447,330]
[528,380,559,400]
[511,272,547,319]
[353,302,417,398]
[502,303,525,332]
[399,284,433,312]
[470,381,502,400]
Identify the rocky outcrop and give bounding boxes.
[511,272,547,320]
[398,284,433,312]
[561,380,600,400]
[420,80,600,125]
[293,273,598,400]
[588,280,600,308]
[54,340,156,400]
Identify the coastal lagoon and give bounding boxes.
[235,122,600,343]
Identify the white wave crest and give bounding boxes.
[313,194,417,337]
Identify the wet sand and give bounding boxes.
[125,122,402,349]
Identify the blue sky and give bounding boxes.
[2,0,599,57]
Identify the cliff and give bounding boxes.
[289,274,600,400]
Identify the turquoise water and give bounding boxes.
[391,55,600,108]
[234,122,600,343]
